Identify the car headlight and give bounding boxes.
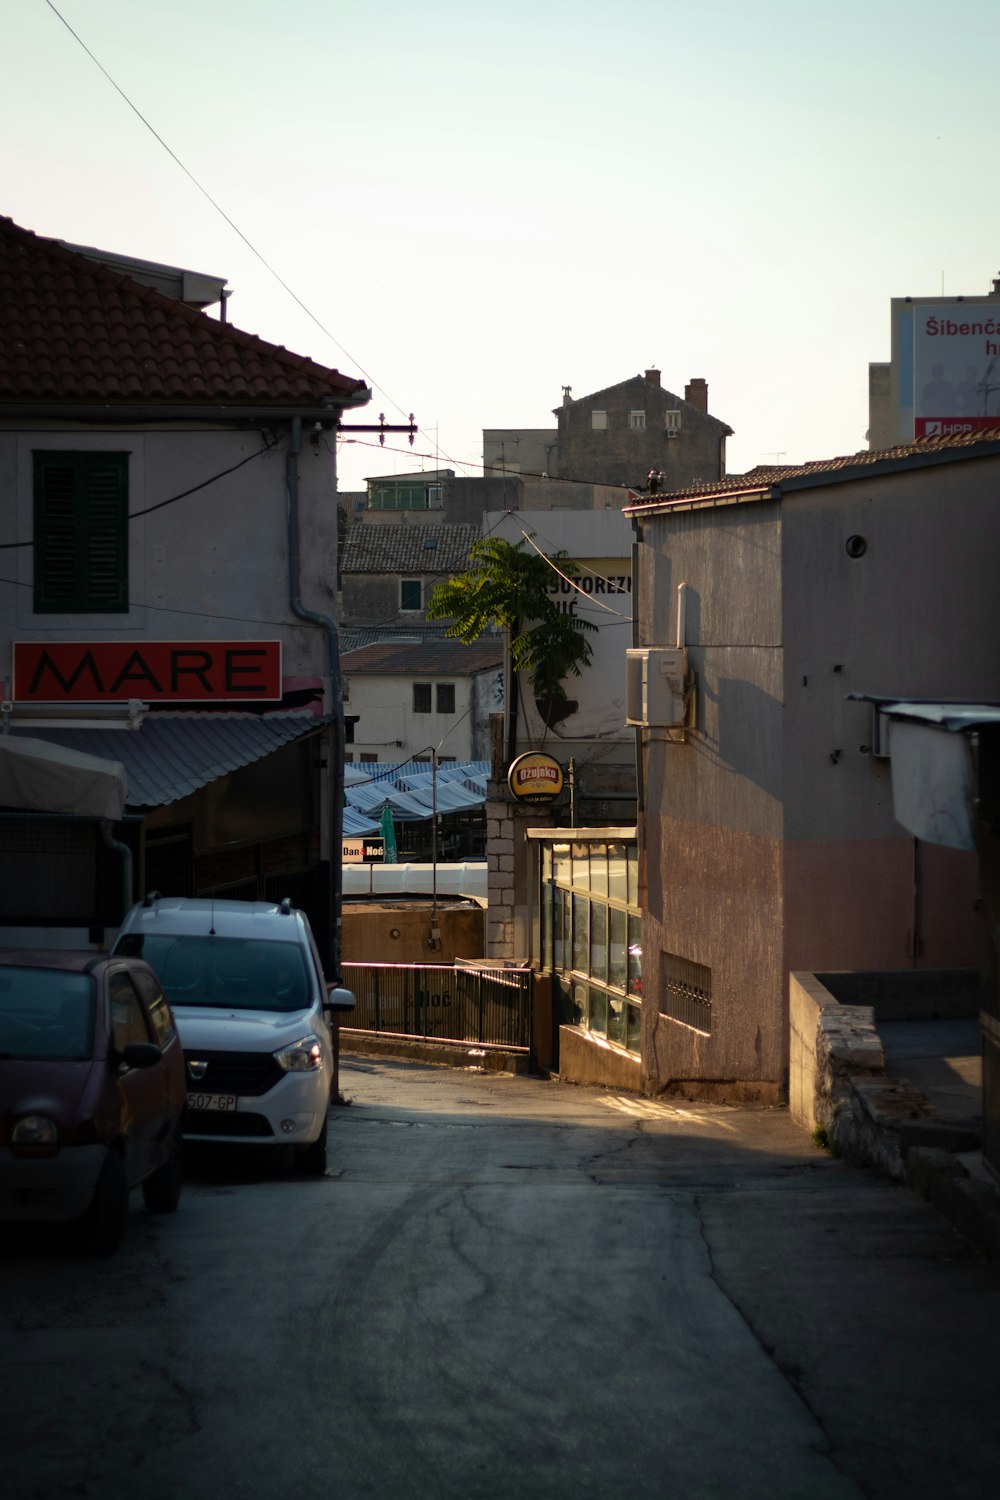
[274,1035,324,1073]
[11,1115,59,1151]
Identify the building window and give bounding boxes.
[33,451,129,613]
[591,410,607,431]
[344,716,357,744]
[629,410,646,430]
[665,410,682,434]
[370,482,444,511]
[400,579,422,612]
[436,683,455,714]
[413,683,432,713]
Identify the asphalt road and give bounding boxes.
[2,1057,999,1500]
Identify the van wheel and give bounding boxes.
[143,1137,183,1213]
[295,1124,328,1176]
[74,1150,129,1256]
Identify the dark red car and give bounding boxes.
[0,951,187,1254]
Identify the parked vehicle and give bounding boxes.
[0,951,186,1255]
[114,896,355,1174]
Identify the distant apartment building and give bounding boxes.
[484,367,733,498]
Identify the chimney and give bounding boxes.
[685,377,708,414]
[644,368,661,387]
[562,384,573,406]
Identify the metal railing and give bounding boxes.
[341,962,532,1050]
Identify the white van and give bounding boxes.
[114,896,354,1175]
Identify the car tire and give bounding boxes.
[142,1137,183,1214]
[295,1122,328,1176]
[74,1149,129,1257]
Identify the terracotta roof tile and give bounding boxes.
[0,215,367,408]
[624,427,1000,511]
[341,524,480,575]
[342,640,503,675]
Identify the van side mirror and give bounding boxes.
[324,984,357,1013]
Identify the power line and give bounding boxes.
[40,0,449,462]
[0,442,275,550]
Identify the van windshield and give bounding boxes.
[116,935,311,1013]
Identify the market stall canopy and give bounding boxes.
[342,760,489,834]
[0,734,126,819]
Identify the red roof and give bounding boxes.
[624,429,1000,512]
[0,216,368,409]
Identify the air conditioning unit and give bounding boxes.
[625,647,689,728]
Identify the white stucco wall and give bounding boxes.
[0,422,339,696]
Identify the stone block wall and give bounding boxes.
[790,971,952,1180]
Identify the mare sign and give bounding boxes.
[13,641,282,703]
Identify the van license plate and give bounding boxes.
[188,1093,237,1112]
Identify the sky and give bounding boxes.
[5,0,1000,492]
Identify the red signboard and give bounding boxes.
[914,416,999,438]
[13,641,282,703]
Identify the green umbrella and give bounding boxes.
[379,805,397,863]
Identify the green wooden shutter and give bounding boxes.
[34,453,128,613]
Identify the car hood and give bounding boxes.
[172,1007,320,1053]
[0,1059,97,1128]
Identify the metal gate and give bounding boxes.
[341,962,532,1051]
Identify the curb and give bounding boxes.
[340,1030,530,1075]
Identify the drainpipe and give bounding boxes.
[100,819,133,931]
[630,519,645,815]
[286,416,346,979]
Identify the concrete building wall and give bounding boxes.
[1,422,334,686]
[780,462,998,974]
[634,454,1000,1097]
[349,672,477,762]
[636,500,786,1096]
[483,429,558,481]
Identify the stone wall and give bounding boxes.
[789,971,966,1180]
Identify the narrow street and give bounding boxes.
[2,1057,998,1500]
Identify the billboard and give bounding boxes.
[911,302,1000,438]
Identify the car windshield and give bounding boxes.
[0,968,95,1060]
[116,935,312,1013]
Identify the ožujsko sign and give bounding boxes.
[13,641,282,702]
[507,751,564,804]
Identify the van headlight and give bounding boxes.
[274,1035,324,1072]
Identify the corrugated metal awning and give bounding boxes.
[12,714,328,810]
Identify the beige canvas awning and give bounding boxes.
[0,734,127,819]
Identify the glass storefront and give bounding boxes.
[536,834,642,1054]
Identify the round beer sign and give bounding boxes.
[507,752,564,804]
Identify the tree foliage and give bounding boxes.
[425,537,597,703]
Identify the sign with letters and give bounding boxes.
[342,837,386,864]
[507,751,564,804]
[13,641,282,703]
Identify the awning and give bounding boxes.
[343,760,489,833]
[0,734,127,819]
[12,713,327,810]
